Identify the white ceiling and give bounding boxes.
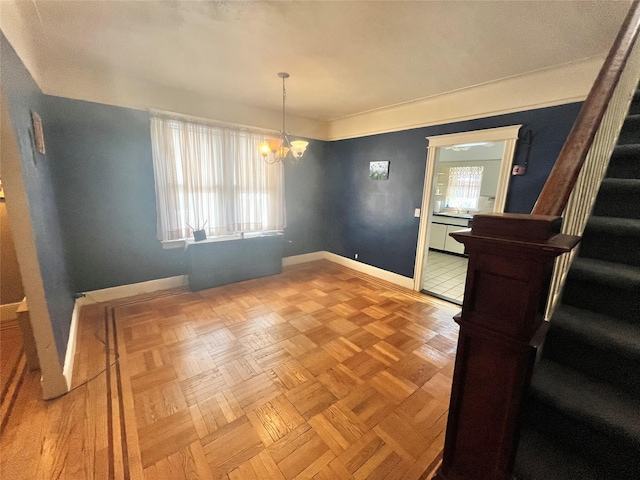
[1,1,632,125]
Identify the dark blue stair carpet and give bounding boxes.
[591,178,640,219]
[607,145,640,179]
[580,216,640,267]
[542,304,640,395]
[524,359,640,479]
[562,257,640,319]
[618,113,640,144]
[514,427,607,480]
[630,90,640,115]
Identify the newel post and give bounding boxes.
[434,213,580,480]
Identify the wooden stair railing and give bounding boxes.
[433,2,640,480]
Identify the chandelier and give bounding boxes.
[258,72,309,164]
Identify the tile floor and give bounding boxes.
[422,250,469,304]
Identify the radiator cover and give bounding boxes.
[186,234,284,292]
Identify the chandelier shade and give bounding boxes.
[259,73,309,164]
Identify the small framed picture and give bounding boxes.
[369,161,389,180]
[31,111,45,154]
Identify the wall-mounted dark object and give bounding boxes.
[512,129,532,176]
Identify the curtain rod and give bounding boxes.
[149,109,280,136]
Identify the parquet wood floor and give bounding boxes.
[1,260,460,479]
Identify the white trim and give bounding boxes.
[63,299,83,389]
[326,57,600,141]
[81,275,188,304]
[1,93,67,400]
[413,126,521,291]
[425,125,523,147]
[283,251,414,289]
[282,252,325,266]
[323,252,414,289]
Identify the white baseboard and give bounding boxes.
[284,250,415,290]
[322,252,415,289]
[63,299,82,389]
[80,275,189,304]
[63,275,188,388]
[282,251,325,266]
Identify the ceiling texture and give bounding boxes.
[0,0,632,136]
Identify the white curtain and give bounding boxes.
[150,116,285,241]
[446,166,484,210]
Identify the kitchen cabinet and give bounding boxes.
[428,223,448,250]
[429,214,471,255]
[444,225,467,254]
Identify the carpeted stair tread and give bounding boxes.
[584,215,640,234]
[514,427,606,480]
[618,113,640,144]
[599,177,640,191]
[550,304,640,361]
[544,305,640,394]
[580,216,640,266]
[607,144,640,179]
[529,359,640,447]
[567,257,640,290]
[592,178,640,218]
[630,90,640,115]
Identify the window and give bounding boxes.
[150,115,285,242]
[445,166,484,210]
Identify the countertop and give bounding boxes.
[433,212,474,220]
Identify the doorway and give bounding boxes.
[413,126,522,303]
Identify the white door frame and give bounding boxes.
[413,125,522,291]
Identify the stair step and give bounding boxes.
[525,359,640,478]
[606,144,640,179]
[562,257,640,319]
[618,114,640,145]
[514,427,606,480]
[592,178,640,218]
[543,304,640,395]
[581,216,640,267]
[630,90,640,115]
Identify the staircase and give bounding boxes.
[514,89,640,479]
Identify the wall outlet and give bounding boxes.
[355,253,359,260]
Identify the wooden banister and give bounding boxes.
[533,0,640,216]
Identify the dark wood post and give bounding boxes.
[434,213,580,480]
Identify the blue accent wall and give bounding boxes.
[1,34,74,363]
[325,103,583,278]
[283,139,330,257]
[42,96,186,292]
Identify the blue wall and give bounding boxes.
[1,35,75,363]
[42,97,186,292]
[283,139,330,257]
[40,96,331,292]
[326,103,583,278]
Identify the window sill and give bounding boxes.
[161,231,284,250]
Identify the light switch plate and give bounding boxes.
[414,208,421,218]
